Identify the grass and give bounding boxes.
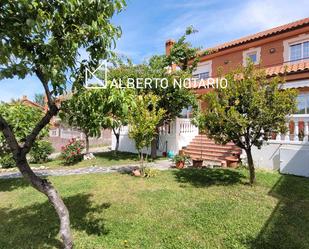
[0,168,309,249]
[28,151,158,170]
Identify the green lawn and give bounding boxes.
[0,168,309,249]
[30,151,153,170]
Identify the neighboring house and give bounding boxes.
[20,96,112,152]
[114,17,309,176]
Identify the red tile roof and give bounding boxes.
[201,17,309,54]
[266,61,309,76]
[188,61,309,89]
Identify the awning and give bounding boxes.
[281,80,309,89]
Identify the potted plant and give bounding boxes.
[193,135,204,168]
[173,155,189,169]
[193,158,203,168]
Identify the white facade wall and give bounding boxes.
[111,118,198,156]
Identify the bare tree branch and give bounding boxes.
[0,115,20,153]
[22,104,59,155]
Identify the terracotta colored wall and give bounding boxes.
[207,31,309,77]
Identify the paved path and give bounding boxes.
[0,160,173,179]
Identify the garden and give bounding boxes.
[1,168,309,249]
[0,1,308,249]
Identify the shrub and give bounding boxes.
[0,153,15,168]
[61,138,85,165]
[142,167,159,178]
[30,140,54,163]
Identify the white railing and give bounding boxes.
[271,114,309,143]
[114,118,199,154]
[158,118,198,136]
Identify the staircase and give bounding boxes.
[182,135,242,167]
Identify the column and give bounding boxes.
[304,121,309,142]
[284,122,290,142]
[294,120,299,142]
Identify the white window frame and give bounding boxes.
[49,128,59,137]
[296,93,309,115]
[283,34,309,63]
[242,47,261,66]
[193,60,212,79]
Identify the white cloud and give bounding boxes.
[163,0,218,9]
[159,0,309,49]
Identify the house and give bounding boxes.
[19,96,112,152]
[113,17,309,176]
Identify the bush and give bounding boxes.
[142,167,159,178]
[0,153,15,168]
[61,138,85,165]
[30,140,54,163]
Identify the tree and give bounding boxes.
[194,62,297,184]
[0,103,49,167]
[102,86,136,153]
[128,94,165,165]
[34,93,45,107]
[146,28,199,158]
[60,89,111,154]
[165,26,199,73]
[106,42,198,158]
[0,1,126,248]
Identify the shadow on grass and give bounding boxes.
[94,151,160,163]
[0,178,31,192]
[247,174,309,249]
[0,193,111,249]
[173,168,245,187]
[94,151,139,162]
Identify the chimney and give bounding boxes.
[165,39,175,56]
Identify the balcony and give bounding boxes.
[270,114,309,144]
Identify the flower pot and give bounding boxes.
[176,161,185,169]
[225,156,239,168]
[132,169,141,177]
[193,159,203,168]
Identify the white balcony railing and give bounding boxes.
[271,114,309,143]
[158,118,198,136]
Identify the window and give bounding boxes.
[247,52,257,63]
[50,129,59,137]
[296,94,309,114]
[180,106,193,118]
[193,71,209,80]
[290,41,309,61]
[192,61,212,80]
[243,47,261,65]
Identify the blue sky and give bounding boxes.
[1,0,309,102]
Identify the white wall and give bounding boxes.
[251,143,281,170]
[111,118,198,156]
[252,141,309,177]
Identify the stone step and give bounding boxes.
[186,144,241,152]
[182,134,241,167]
[184,148,240,157]
[190,139,236,146]
[183,149,235,158]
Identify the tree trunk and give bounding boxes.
[112,128,120,154]
[17,155,73,248]
[85,133,90,154]
[245,148,256,185]
[140,151,144,168]
[151,128,159,159]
